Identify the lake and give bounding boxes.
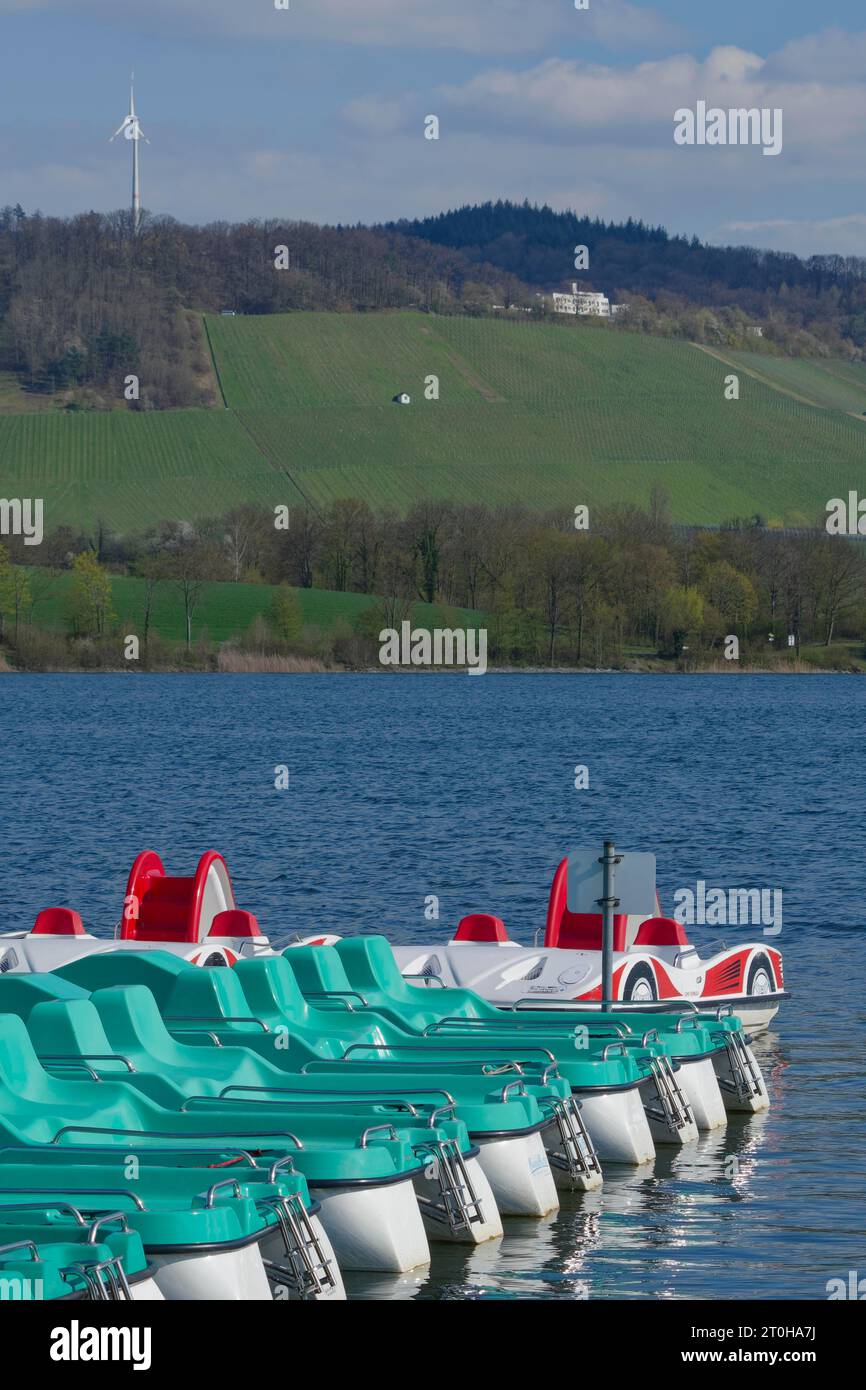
[0,672,863,1299]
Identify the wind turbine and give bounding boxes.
[110,73,149,233]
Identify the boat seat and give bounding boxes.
[0,972,87,1017]
[632,917,690,948]
[31,907,86,936]
[454,914,510,943]
[544,856,628,950]
[209,909,261,938]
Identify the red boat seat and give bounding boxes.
[209,909,261,939]
[454,913,510,943]
[31,907,86,936]
[632,917,689,947]
[544,857,628,950]
[121,850,235,944]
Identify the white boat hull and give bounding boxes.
[475,1130,560,1217]
[149,1242,272,1301]
[311,1178,430,1273]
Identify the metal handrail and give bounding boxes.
[423,1016,586,1038]
[50,1124,303,1149]
[0,1186,145,1215]
[38,1052,136,1075]
[219,1082,456,1108]
[0,1143,260,1167]
[0,1239,39,1260]
[303,990,369,1007]
[0,1197,87,1224]
[360,1124,400,1148]
[182,1090,420,1117]
[402,974,446,989]
[165,1015,270,1033]
[602,1042,628,1060]
[341,1041,556,1063]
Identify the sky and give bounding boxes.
[1,0,864,255]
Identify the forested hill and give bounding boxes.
[2,198,866,412]
[389,201,866,353]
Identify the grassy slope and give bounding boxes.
[210,312,866,525]
[724,351,866,415]
[0,409,300,532]
[25,572,480,645]
[2,311,866,531]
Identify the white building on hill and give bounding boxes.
[551,283,611,317]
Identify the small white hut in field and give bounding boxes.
[394,392,411,405]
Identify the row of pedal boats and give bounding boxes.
[0,935,770,1301]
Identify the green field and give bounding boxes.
[25,572,478,645]
[0,408,298,532]
[2,311,865,531]
[723,351,866,416]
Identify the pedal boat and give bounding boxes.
[0,1206,160,1301]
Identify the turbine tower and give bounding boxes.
[110,73,149,233]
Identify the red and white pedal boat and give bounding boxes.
[389,857,786,1033]
[0,846,787,1032]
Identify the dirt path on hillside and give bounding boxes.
[690,342,822,407]
[418,324,504,401]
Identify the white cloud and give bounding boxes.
[716,215,866,257]
[438,43,866,158]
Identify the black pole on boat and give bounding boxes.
[598,839,622,1013]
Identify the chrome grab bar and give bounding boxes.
[428,1104,457,1128]
[0,1196,87,1224]
[205,1179,242,1208]
[267,1155,297,1183]
[541,1063,561,1084]
[86,1212,131,1245]
[360,1124,400,1148]
[37,1052,136,1076]
[602,1042,628,1060]
[0,1239,40,1260]
[500,1080,527,1102]
[675,1015,702,1032]
[402,974,446,988]
[641,1029,660,1046]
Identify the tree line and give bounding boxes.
[3,496,865,670]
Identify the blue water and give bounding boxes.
[0,673,864,1299]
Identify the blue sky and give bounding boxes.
[1,0,864,255]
